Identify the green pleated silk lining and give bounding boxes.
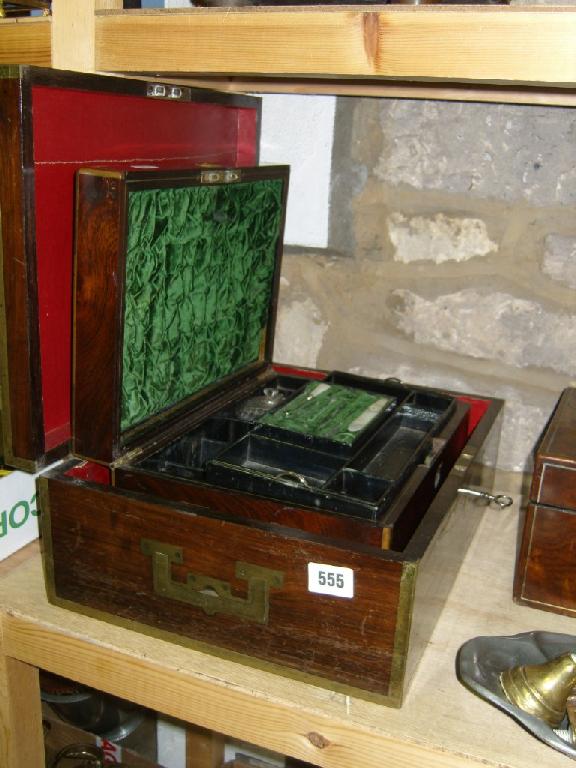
[121,179,284,431]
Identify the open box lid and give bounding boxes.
[73,165,289,464]
[0,65,260,471]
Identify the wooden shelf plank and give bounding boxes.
[169,74,576,107]
[0,17,51,67]
[94,6,576,87]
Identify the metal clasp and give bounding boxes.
[457,487,514,508]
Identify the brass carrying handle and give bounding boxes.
[141,539,284,625]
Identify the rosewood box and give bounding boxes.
[39,162,504,706]
[0,65,259,471]
[514,387,576,616]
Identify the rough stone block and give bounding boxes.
[388,213,497,263]
[390,288,576,377]
[274,278,329,368]
[543,234,576,289]
[376,100,576,205]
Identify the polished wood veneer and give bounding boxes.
[514,388,576,617]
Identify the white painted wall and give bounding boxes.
[158,0,338,248]
[260,94,335,248]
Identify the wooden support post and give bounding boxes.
[0,650,44,768]
[186,723,226,768]
[51,0,122,72]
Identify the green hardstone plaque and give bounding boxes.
[259,382,395,446]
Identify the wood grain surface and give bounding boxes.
[43,473,405,698]
[0,72,44,469]
[73,172,124,462]
[514,388,576,615]
[116,469,387,548]
[0,18,51,67]
[515,501,576,617]
[94,7,576,87]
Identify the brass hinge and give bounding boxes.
[201,169,242,184]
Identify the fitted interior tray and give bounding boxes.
[350,392,454,479]
[138,372,458,522]
[140,416,252,482]
[206,434,348,509]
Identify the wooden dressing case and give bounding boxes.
[38,158,504,706]
[514,387,576,616]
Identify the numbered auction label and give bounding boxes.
[307,562,354,599]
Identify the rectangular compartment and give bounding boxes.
[137,375,470,525]
[325,469,393,504]
[209,435,342,488]
[139,417,252,481]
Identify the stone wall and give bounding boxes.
[274,96,576,478]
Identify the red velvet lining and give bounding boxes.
[31,85,258,451]
[64,461,111,485]
[272,364,327,380]
[456,395,490,436]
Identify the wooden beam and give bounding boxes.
[94,7,576,87]
[165,75,576,107]
[52,0,122,72]
[0,17,51,66]
[0,543,44,768]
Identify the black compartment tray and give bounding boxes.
[206,434,393,520]
[350,391,455,482]
[138,417,251,480]
[137,374,459,522]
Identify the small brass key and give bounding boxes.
[457,487,514,508]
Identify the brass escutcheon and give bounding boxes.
[141,538,284,625]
